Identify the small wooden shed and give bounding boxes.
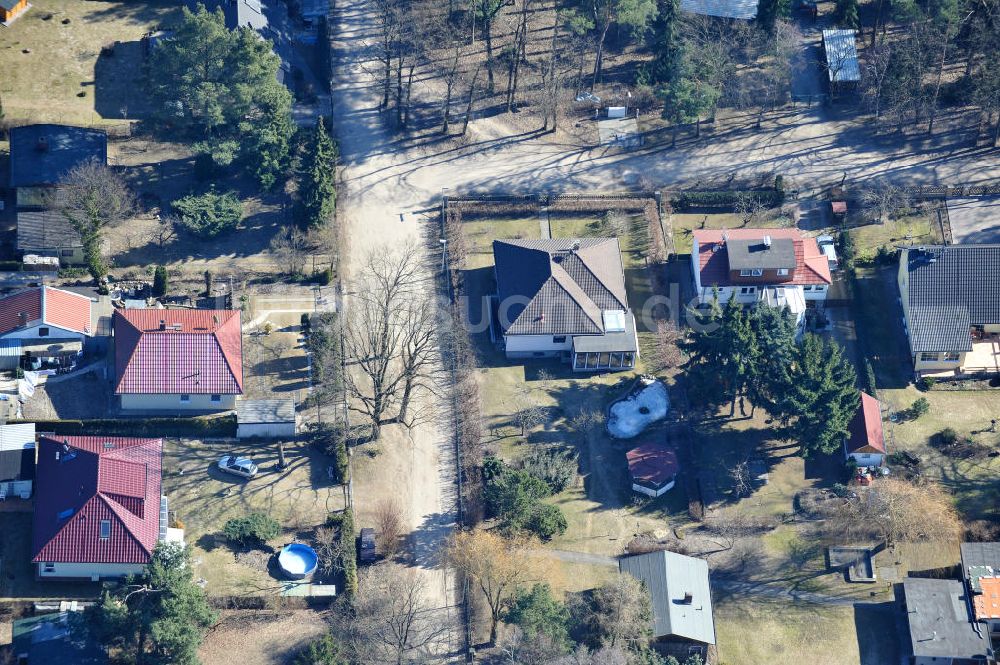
[0,0,30,24]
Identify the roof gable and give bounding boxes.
[32,436,162,564]
[114,309,243,395]
[0,287,92,337]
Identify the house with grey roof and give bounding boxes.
[9,125,107,208]
[619,550,716,661]
[492,238,638,371]
[961,542,1000,637]
[897,245,1000,376]
[17,209,84,266]
[679,0,756,19]
[900,577,993,665]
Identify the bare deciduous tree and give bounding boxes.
[58,159,137,278]
[344,247,438,440]
[861,178,911,224]
[270,225,309,276]
[825,478,962,547]
[342,563,447,664]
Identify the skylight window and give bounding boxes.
[603,310,627,333]
[57,508,74,521]
[100,520,111,540]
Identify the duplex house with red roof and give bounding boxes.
[691,229,833,326]
[32,435,164,580]
[0,286,93,341]
[113,309,243,412]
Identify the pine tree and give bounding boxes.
[756,0,790,33]
[647,0,682,85]
[82,543,216,665]
[153,265,169,297]
[300,117,338,228]
[745,304,797,416]
[772,333,859,457]
[834,0,860,27]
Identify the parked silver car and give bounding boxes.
[217,455,258,479]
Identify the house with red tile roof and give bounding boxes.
[844,391,886,467]
[0,286,93,341]
[690,229,833,322]
[32,435,164,580]
[113,309,243,412]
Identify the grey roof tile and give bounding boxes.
[493,238,629,336]
[903,246,1000,353]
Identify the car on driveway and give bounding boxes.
[217,455,258,479]
[359,527,377,563]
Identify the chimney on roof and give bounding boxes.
[36,136,48,151]
[763,235,772,248]
[722,232,729,245]
[681,592,693,604]
[213,314,219,325]
[572,239,581,251]
[159,319,166,331]
[18,312,27,328]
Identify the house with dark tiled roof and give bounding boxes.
[113,309,243,412]
[844,391,886,467]
[0,286,94,346]
[17,209,85,266]
[32,435,164,580]
[691,229,832,326]
[9,124,107,207]
[897,245,1000,376]
[492,238,638,372]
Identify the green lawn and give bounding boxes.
[848,209,942,262]
[715,598,899,665]
[0,0,178,125]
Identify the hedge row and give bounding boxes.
[671,189,785,210]
[11,415,237,438]
[326,509,357,597]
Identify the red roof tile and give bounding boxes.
[32,436,162,565]
[0,286,92,336]
[846,392,886,454]
[626,442,680,486]
[113,309,243,395]
[693,228,832,287]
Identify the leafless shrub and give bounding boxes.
[374,498,404,558]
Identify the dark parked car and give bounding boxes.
[359,527,377,563]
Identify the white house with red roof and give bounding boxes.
[113,309,243,412]
[0,286,93,341]
[691,229,833,318]
[843,391,886,467]
[32,435,164,580]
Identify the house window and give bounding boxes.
[920,352,939,362]
[43,563,55,573]
[740,286,756,295]
[180,394,191,403]
[777,268,789,276]
[740,269,752,277]
[210,394,222,403]
[803,286,813,291]
[552,336,566,344]
[99,520,111,540]
[751,268,763,276]
[60,249,74,257]
[38,327,49,337]
[943,352,960,362]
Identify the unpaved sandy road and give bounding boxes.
[330,0,999,658]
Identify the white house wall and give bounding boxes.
[120,393,238,412]
[504,334,573,357]
[847,452,884,467]
[37,561,147,580]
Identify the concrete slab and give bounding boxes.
[597,117,642,148]
[946,197,1000,244]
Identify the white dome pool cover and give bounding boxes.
[607,379,670,439]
